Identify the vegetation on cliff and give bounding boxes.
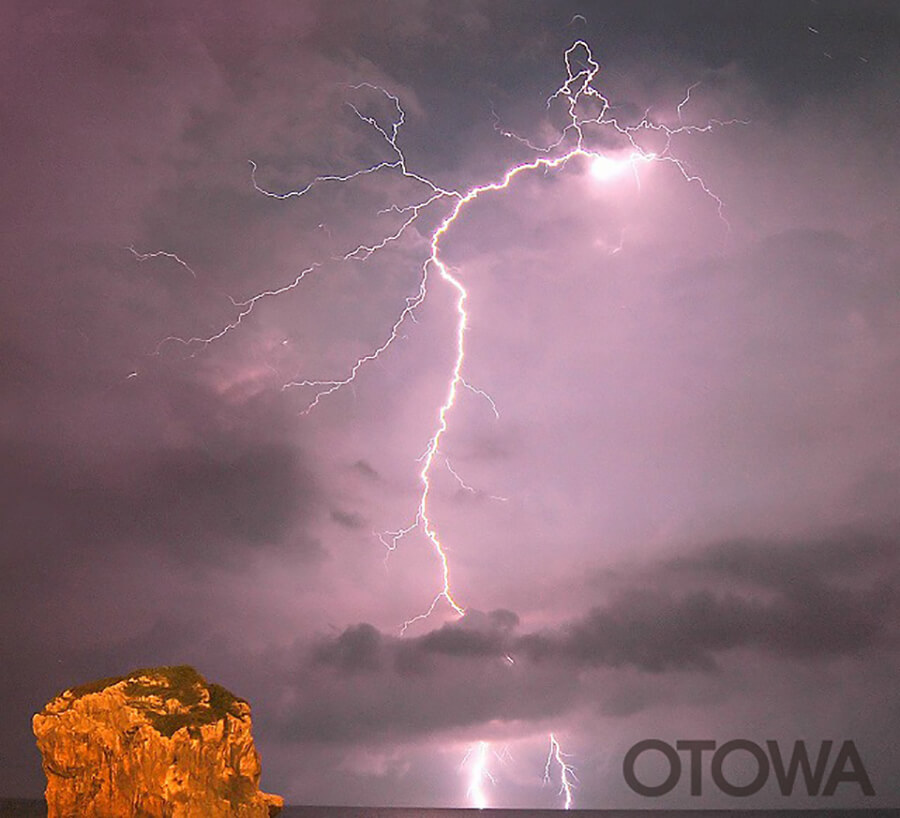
[62,665,246,738]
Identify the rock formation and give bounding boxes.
[33,665,283,817]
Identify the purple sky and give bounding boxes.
[3,0,900,808]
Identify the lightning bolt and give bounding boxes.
[445,459,508,502]
[135,37,743,808]
[127,245,197,279]
[544,733,577,810]
[138,40,739,629]
[462,741,494,810]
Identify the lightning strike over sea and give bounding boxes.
[142,40,738,635]
[544,733,577,809]
[462,741,495,810]
[131,37,747,807]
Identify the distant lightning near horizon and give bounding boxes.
[544,733,577,809]
[462,741,494,810]
[134,39,739,806]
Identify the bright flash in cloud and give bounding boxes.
[589,154,630,181]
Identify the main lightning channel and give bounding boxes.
[380,40,739,630]
[396,142,612,632]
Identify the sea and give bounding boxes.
[3,803,900,818]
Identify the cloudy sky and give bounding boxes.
[3,0,899,808]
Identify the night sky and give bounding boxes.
[3,0,900,808]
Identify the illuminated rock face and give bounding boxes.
[33,666,283,818]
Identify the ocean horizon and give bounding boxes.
[3,801,900,818]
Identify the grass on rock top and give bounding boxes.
[58,665,247,737]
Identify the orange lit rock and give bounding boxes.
[33,665,283,817]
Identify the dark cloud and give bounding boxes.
[543,583,892,671]
[277,532,900,743]
[305,1,900,123]
[669,531,898,588]
[351,460,380,480]
[315,624,383,673]
[533,532,899,671]
[418,620,507,659]
[0,436,317,565]
[331,509,366,530]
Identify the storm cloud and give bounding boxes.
[281,532,899,744]
[2,0,899,809]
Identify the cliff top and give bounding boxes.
[47,665,247,737]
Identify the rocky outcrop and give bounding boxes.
[33,665,283,818]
